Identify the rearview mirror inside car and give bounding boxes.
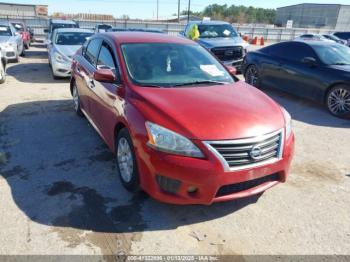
[93,69,117,83]
[225,65,237,76]
[302,57,317,67]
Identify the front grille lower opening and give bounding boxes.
[216,173,280,197]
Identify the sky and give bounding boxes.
[3,0,350,19]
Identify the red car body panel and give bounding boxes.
[71,32,295,205]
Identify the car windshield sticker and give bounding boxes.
[0,27,8,31]
[200,65,224,77]
[223,29,231,36]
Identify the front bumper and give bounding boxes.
[223,59,243,71]
[137,132,295,205]
[51,59,72,77]
[0,46,17,60]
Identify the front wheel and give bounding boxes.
[245,64,260,88]
[72,82,83,117]
[326,85,350,118]
[116,128,140,192]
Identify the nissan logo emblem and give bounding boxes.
[250,145,263,160]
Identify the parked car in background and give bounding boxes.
[294,34,333,43]
[48,28,93,79]
[27,26,35,43]
[243,41,350,118]
[70,32,294,205]
[94,24,112,33]
[107,28,164,34]
[0,22,24,62]
[0,51,6,84]
[333,32,350,46]
[181,20,249,70]
[322,34,347,45]
[45,19,79,42]
[10,21,31,49]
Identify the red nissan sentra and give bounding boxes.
[70,32,294,205]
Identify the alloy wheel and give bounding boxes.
[245,65,259,87]
[327,87,350,116]
[117,137,134,183]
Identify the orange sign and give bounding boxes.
[36,5,48,17]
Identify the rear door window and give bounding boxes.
[84,38,102,66]
[269,42,316,63]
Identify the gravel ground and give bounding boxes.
[0,43,349,259]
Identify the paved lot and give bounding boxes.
[0,44,350,258]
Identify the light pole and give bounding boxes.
[187,0,191,22]
[157,0,159,21]
[178,0,180,23]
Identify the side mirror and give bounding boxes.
[46,39,52,45]
[225,65,237,76]
[93,68,116,83]
[301,57,317,67]
[44,29,49,33]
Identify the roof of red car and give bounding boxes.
[103,32,195,45]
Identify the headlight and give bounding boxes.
[54,51,69,63]
[281,107,292,138]
[0,42,14,48]
[145,122,204,158]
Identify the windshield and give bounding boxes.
[0,26,12,36]
[11,23,24,32]
[55,32,93,45]
[335,32,350,40]
[198,24,238,38]
[121,43,234,87]
[52,23,78,32]
[313,44,350,65]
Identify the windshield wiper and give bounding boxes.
[137,83,164,88]
[171,80,227,87]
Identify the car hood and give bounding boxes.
[55,45,81,59]
[197,37,246,49]
[0,36,11,44]
[133,81,285,140]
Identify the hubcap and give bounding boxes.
[246,66,258,87]
[72,85,79,111]
[328,88,350,115]
[117,137,134,183]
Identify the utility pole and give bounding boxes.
[187,0,191,22]
[157,0,159,21]
[178,0,180,23]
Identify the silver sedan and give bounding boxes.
[47,28,93,79]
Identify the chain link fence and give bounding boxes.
[0,15,342,42]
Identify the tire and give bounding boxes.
[115,128,140,192]
[72,81,84,117]
[0,63,6,84]
[245,64,260,88]
[326,85,350,118]
[20,46,25,57]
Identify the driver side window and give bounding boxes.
[97,42,117,75]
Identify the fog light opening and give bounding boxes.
[187,186,198,194]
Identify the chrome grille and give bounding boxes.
[204,130,283,171]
